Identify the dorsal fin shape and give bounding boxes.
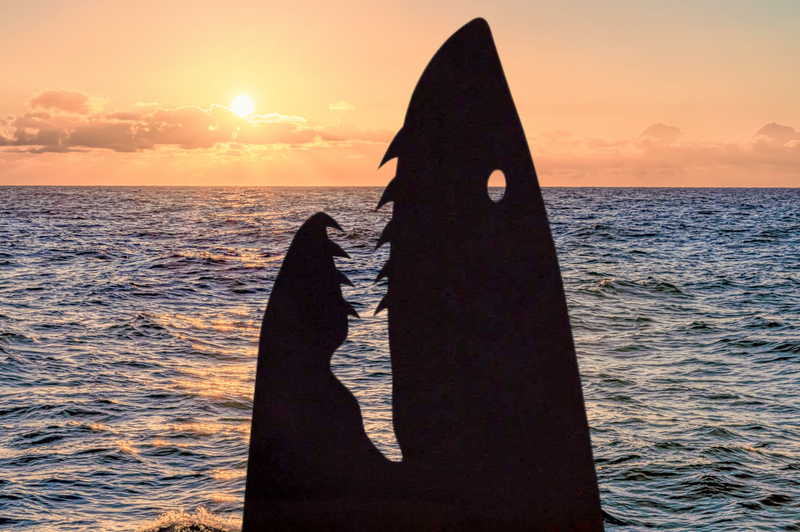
[375,219,395,250]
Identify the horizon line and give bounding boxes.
[1,185,799,189]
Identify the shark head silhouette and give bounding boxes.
[378,18,543,212]
[244,19,604,531]
[375,17,603,528]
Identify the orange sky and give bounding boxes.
[1,0,799,186]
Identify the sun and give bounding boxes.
[232,95,255,117]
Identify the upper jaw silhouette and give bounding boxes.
[244,18,604,531]
[379,18,539,208]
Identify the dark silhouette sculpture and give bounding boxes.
[242,213,395,530]
[374,17,603,529]
[243,18,603,531]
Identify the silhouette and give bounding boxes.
[243,18,603,531]
[242,213,395,530]
[375,18,603,529]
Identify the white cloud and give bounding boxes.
[28,89,108,115]
[329,100,355,111]
[529,122,800,185]
[0,91,392,153]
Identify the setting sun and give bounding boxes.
[232,95,255,117]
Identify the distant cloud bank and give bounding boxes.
[529,122,800,185]
[0,90,391,153]
[1,89,799,186]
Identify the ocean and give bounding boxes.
[1,186,798,531]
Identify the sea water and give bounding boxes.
[0,187,798,531]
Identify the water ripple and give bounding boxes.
[1,187,799,531]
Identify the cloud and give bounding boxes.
[28,89,108,115]
[583,138,627,150]
[106,111,141,121]
[753,123,800,143]
[0,138,392,186]
[330,100,355,111]
[539,129,572,141]
[3,89,799,187]
[0,91,393,153]
[528,122,800,185]
[638,123,682,144]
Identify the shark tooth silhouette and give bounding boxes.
[242,213,392,531]
[378,18,604,529]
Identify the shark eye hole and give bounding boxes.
[487,169,506,203]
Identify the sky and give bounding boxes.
[1,0,799,186]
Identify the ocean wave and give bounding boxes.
[136,508,240,532]
[2,187,799,530]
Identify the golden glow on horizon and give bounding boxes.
[1,2,799,187]
[232,95,255,117]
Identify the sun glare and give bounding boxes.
[232,95,255,117]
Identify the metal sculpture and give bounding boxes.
[244,18,603,531]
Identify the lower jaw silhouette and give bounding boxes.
[242,18,603,532]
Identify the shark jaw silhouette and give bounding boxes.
[243,213,396,531]
[376,17,604,529]
[242,18,603,532]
